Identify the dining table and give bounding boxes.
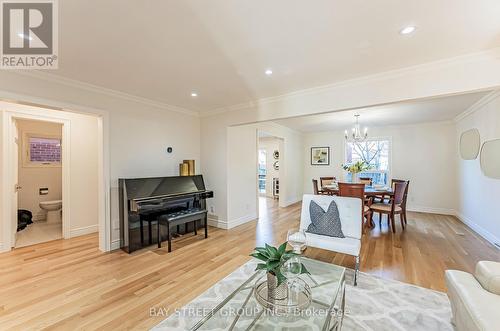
[321,184,394,197]
[321,184,394,229]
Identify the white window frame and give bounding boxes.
[343,136,392,184]
[22,132,62,168]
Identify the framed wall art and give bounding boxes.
[311,147,330,165]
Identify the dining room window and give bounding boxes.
[345,139,391,185]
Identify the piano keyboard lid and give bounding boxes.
[122,175,207,200]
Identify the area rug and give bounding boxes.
[152,259,452,330]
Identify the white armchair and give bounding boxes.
[300,194,363,285]
[445,261,500,331]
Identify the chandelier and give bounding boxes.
[345,114,368,142]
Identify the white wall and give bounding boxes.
[456,92,500,247]
[108,107,201,243]
[258,137,280,198]
[303,122,458,214]
[0,71,200,251]
[16,119,62,221]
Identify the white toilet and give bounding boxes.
[39,200,63,224]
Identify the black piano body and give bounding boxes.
[119,175,213,253]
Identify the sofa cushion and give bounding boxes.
[475,261,500,295]
[307,200,345,238]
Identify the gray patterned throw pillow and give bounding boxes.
[307,200,345,238]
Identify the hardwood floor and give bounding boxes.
[0,197,498,330]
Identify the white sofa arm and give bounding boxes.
[446,269,500,331]
[475,261,500,295]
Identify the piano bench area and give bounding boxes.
[157,208,208,252]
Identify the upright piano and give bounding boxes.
[119,175,213,253]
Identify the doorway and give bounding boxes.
[257,133,283,219]
[14,119,63,247]
[1,100,108,253]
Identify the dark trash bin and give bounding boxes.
[18,209,33,231]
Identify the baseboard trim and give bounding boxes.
[454,212,500,250]
[32,214,45,222]
[208,213,257,230]
[110,239,121,251]
[281,197,302,207]
[406,205,456,215]
[70,225,98,237]
[207,217,227,229]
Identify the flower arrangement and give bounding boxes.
[250,242,309,286]
[342,160,371,174]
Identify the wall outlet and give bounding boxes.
[210,206,215,213]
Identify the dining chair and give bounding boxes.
[320,176,336,188]
[338,182,372,232]
[391,179,410,226]
[359,177,372,186]
[312,179,323,195]
[374,179,410,222]
[370,181,408,233]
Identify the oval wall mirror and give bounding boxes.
[480,139,500,179]
[459,128,481,160]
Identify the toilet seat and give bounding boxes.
[40,200,62,206]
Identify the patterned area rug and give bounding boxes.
[152,260,452,330]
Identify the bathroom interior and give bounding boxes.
[15,118,63,248]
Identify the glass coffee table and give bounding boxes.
[190,257,346,330]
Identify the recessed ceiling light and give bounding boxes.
[191,92,198,97]
[400,26,416,35]
[265,69,273,76]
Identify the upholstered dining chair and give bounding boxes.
[370,181,408,233]
[373,179,410,218]
[299,194,362,285]
[358,177,372,186]
[312,179,323,195]
[391,179,410,226]
[338,183,372,233]
[319,176,336,188]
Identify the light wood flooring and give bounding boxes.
[0,197,498,330]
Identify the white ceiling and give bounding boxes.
[274,91,490,132]
[49,1,500,113]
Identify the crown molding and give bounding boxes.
[454,89,500,122]
[10,70,200,117]
[202,47,500,118]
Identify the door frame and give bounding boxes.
[1,99,110,253]
[2,111,70,248]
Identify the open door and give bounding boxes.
[11,119,19,247]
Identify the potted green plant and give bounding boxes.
[250,242,309,301]
[342,161,371,183]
